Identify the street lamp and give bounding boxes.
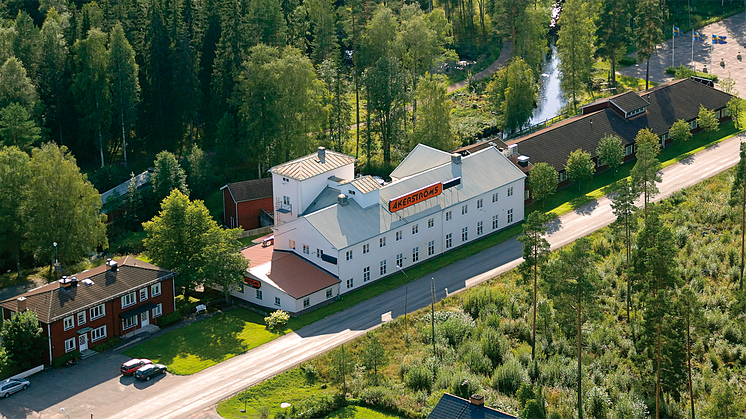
[53,242,58,264]
[396,265,408,277]
[60,408,71,419]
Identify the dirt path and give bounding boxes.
[447,40,513,93]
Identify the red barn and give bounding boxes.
[0,256,176,365]
[221,178,274,230]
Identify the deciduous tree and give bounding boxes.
[22,143,108,268]
[0,146,29,277]
[635,0,663,89]
[0,310,47,369]
[728,96,744,130]
[556,0,596,110]
[595,134,624,176]
[0,103,41,150]
[669,119,692,143]
[499,58,537,134]
[411,73,455,151]
[0,57,38,114]
[564,149,594,191]
[108,22,139,166]
[361,333,388,385]
[696,105,718,141]
[527,162,557,206]
[151,150,189,205]
[630,128,661,217]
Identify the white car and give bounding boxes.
[0,378,29,398]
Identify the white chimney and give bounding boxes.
[451,153,462,165]
[16,297,26,312]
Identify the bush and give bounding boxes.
[460,342,493,375]
[437,311,476,347]
[264,310,289,331]
[664,65,718,82]
[404,362,433,392]
[491,356,529,395]
[157,311,182,328]
[90,337,121,353]
[481,328,509,368]
[463,287,507,319]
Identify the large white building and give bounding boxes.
[232,144,526,313]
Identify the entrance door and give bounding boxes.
[79,334,88,352]
[140,311,149,327]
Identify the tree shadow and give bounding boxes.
[571,195,598,215]
[175,312,249,363]
[545,217,563,234]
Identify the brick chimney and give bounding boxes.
[16,297,27,312]
[469,394,484,406]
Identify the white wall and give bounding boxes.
[232,280,340,313]
[274,217,339,273]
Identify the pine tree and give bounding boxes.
[610,178,638,326]
[38,8,72,145]
[594,0,631,87]
[635,0,663,89]
[0,103,41,150]
[630,128,661,218]
[556,0,596,110]
[0,146,29,278]
[732,142,746,288]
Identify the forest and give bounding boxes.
[215,150,746,419]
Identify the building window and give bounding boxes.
[346,278,354,289]
[412,224,419,235]
[558,171,568,182]
[462,227,468,242]
[363,243,369,254]
[462,204,468,215]
[151,283,161,297]
[689,120,697,130]
[122,292,136,308]
[317,249,323,258]
[428,218,434,228]
[326,288,333,299]
[64,315,74,331]
[396,253,403,267]
[303,244,310,254]
[477,199,483,209]
[492,192,498,203]
[152,303,162,318]
[289,240,296,249]
[77,311,86,326]
[282,177,289,182]
[346,250,353,261]
[508,209,514,223]
[65,337,76,353]
[446,211,452,221]
[283,196,290,205]
[380,237,386,247]
[412,247,419,262]
[477,221,483,236]
[428,241,435,256]
[625,144,634,156]
[123,315,138,329]
[492,215,498,230]
[91,325,107,342]
[303,298,310,308]
[139,288,148,301]
[274,297,281,306]
[396,230,402,241]
[508,187,514,197]
[380,260,387,275]
[90,304,105,320]
[446,233,452,249]
[363,266,370,282]
[256,290,263,300]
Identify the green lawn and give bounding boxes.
[217,368,337,419]
[323,406,404,419]
[123,308,281,375]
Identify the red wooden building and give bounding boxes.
[221,178,274,230]
[0,256,176,365]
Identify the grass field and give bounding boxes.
[323,406,404,419]
[123,308,281,375]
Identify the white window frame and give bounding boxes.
[492,192,498,203]
[303,298,310,308]
[396,230,402,241]
[462,227,468,242]
[363,266,370,282]
[139,288,148,301]
[428,241,435,256]
[380,260,387,275]
[326,288,333,299]
[121,292,136,308]
[90,304,105,320]
[346,278,353,289]
[412,224,419,235]
[91,325,107,342]
[274,297,281,306]
[412,247,419,262]
[492,215,498,230]
[477,221,483,236]
[64,315,74,331]
[462,204,468,215]
[363,243,369,254]
[346,250,353,261]
[289,240,296,249]
[256,289,263,300]
[428,218,434,228]
[507,187,514,197]
[123,315,138,330]
[152,303,162,318]
[396,253,403,267]
[151,283,161,297]
[446,211,452,221]
[508,208,514,224]
[65,337,76,353]
[303,244,310,254]
[77,311,86,326]
[317,249,323,258]
[379,237,386,247]
[446,233,452,249]
[477,199,483,209]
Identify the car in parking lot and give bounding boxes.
[0,378,30,397]
[134,363,167,381]
[121,358,153,376]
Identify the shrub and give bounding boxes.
[585,386,610,419]
[460,342,493,375]
[437,311,476,347]
[156,311,182,328]
[264,310,289,331]
[463,287,507,319]
[90,337,121,353]
[481,328,509,367]
[404,362,433,392]
[491,356,529,395]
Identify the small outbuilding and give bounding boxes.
[221,178,274,230]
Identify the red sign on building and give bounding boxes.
[388,182,443,212]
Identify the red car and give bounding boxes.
[121,359,152,376]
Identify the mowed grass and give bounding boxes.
[217,368,336,419]
[323,406,404,419]
[124,308,280,375]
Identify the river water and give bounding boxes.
[528,40,567,126]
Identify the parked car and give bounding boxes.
[134,364,167,381]
[121,358,152,376]
[0,378,30,398]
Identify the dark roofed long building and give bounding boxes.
[506,78,733,185]
[0,256,176,364]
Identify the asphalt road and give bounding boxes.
[2,133,743,419]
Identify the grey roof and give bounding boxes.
[101,170,151,209]
[452,137,509,155]
[302,186,341,215]
[347,176,381,194]
[0,256,176,323]
[269,150,355,181]
[301,147,525,249]
[222,178,273,202]
[428,394,516,419]
[609,91,650,114]
[389,144,453,179]
[508,78,733,171]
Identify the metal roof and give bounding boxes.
[348,175,381,194]
[389,144,453,180]
[221,178,273,202]
[269,150,355,181]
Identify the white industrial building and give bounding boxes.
[232,144,526,313]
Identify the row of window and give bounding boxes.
[255,288,334,308]
[65,325,108,352]
[122,304,163,330]
[64,303,106,331]
[122,283,162,309]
